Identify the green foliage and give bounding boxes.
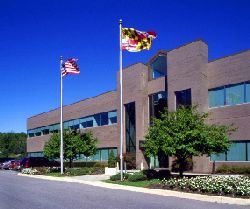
[162,176,250,197]
[0,132,27,158]
[143,106,235,177]
[63,161,108,168]
[127,172,147,182]
[110,173,129,181]
[108,150,116,168]
[216,165,250,174]
[44,130,97,167]
[65,167,96,176]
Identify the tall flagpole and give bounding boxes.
[119,19,123,181]
[60,56,64,174]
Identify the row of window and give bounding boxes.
[28,110,117,138]
[27,148,117,162]
[211,141,250,161]
[209,81,250,108]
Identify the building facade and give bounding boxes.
[27,40,250,173]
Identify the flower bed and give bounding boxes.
[161,176,250,197]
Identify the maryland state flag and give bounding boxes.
[122,28,156,52]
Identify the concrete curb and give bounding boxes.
[18,174,250,206]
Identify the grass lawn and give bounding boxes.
[104,179,160,187]
[45,172,65,177]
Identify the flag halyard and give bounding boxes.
[121,28,156,52]
[61,58,80,77]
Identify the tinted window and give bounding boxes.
[226,83,244,105]
[209,87,225,107]
[176,89,191,108]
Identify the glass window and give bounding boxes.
[208,87,225,108]
[28,130,35,138]
[80,117,94,128]
[41,127,49,135]
[149,91,167,123]
[93,150,101,161]
[150,56,167,79]
[247,142,250,161]
[101,149,109,161]
[63,121,69,129]
[246,82,250,103]
[226,83,244,106]
[93,114,101,126]
[211,153,226,161]
[227,142,246,161]
[100,112,108,126]
[34,128,42,136]
[176,88,191,108]
[108,111,117,125]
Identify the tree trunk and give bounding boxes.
[69,158,73,168]
[178,158,186,178]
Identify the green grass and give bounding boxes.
[104,179,160,187]
[45,172,65,177]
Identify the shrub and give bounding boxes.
[127,172,147,182]
[161,176,250,197]
[110,173,129,181]
[216,165,250,174]
[142,169,158,179]
[108,150,116,168]
[65,167,95,176]
[64,161,97,168]
[94,162,108,168]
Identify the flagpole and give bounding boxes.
[119,19,123,181]
[60,56,64,174]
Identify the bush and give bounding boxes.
[94,162,108,168]
[110,173,130,181]
[142,169,171,179]
[108,150,116,168]
[65,167,95,176]
[162,176,250,197]
[64,161,97,168]
[127,172,147,182]
[216,165,250,174]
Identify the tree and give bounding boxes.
[44,130,97,168]
[108,150,116,168]
[143,106,235,177]
[0,132,27,158]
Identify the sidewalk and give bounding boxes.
[18,174,250,206]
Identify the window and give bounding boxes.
[211,141,249,161]
[211,153,226,161]
[226,83,244,105]
[101,149,109,161]
[125,102,136,153]
[49,124,59,133]
[80,117,94,128]
[28,130,35,138]
[149,91,167,123]
[41,127,49,135]
[100,112,108,126]
[227,142,246,161]
[34,128,42,136]
[150,56,167,79]
[209,87,225,107]
[108,111,117,125]
[246,82,250,103]
[208,81,250,108]
[176,88,191,108]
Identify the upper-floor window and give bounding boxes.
[208,81,250,108]
[149,91,167,123]
[175,88,192,108]
[150,56,167,79]
[28,110,118,138]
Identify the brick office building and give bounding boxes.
[27,39,250,173]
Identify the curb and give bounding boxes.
[18,174,250,206]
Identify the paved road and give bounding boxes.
[0,171,248,209]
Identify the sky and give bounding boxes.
[0,0,250,133]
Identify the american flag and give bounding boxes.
[61,58,80,77]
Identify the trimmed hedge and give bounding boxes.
[216,165,250,174]
[64,161,108,168]
[110,173,129,181]
[127,172,147,182]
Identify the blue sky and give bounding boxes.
[0,0,249,133]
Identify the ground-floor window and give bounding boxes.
[78,147,117,161]
[211,141,250,161]
[27,152,44,157]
